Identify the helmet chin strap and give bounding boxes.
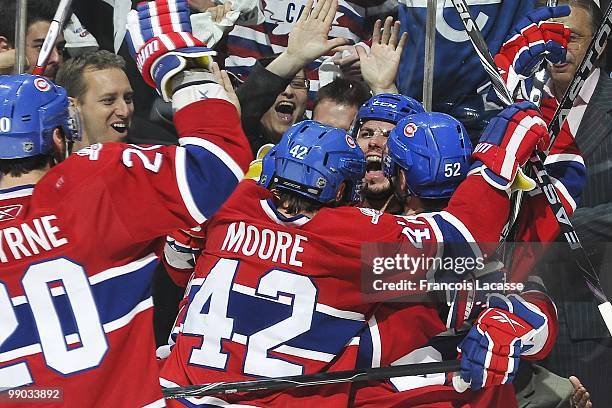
[391,169,413,206]
[65,140,75,158]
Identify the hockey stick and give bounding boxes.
[423,0,437,111]
[547,1,612,152]
[31,0,73,76]
[502,0,557,251]
[162,360,461,399]
[450,0,612,336]
[450,0,514,106]
[14,0,28,74]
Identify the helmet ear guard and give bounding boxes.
[67,105,82,143]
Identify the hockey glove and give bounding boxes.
[454,293,547,392]
[469,101,549,191]
[488,6,570,105]
[163,226,206,287]
[126,0,216,101]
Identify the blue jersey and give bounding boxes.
[396,0,535,111]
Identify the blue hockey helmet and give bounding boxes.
[351,93,425,137]
[259,120,366,204]
[383,112,472,199]
[0,74,79,160]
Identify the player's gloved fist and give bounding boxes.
[126,0,216,101]
[469,101,549,191]
[168,225,206,252]
[489,5,570,105]
[163,226,206,286]
[453,294,547,392]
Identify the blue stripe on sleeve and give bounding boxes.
[182,144,241,221]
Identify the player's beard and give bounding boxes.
[363,177,392,200]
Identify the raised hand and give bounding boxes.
[569,376,593,408]
[491,5,571,103]
[126,0,216,101]
[284,0,349,67]
[188,0,216,12]
[211,61,241,114]
[357,17,407,94]
[207,1,233,23]
[470,101,549,191]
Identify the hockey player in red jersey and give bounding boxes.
[159,93,553,406]
[0,0,251,405]
[353,109,570,407]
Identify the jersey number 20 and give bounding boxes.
[0,259,108,388]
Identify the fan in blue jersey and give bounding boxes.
[396,1,571,140]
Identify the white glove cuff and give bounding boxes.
[171,70,232,112]
[518,297,550,357]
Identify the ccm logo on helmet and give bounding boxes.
[404,123,417,137]
[372,101,397,109]
[34,78,50,92]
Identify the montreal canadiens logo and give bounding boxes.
[346,134,356,148]
[34,78,50,92]
[404,123,417,137]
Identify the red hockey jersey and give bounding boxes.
[0,100,251,407]
[351,93,584,408]
[160,174,510,407]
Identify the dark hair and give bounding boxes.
[314,78,371,110]
[0,155,52,177]
[56,50,127,99]
[275,189,323,215]
[0,0,61,45]
[420,197,449,212]
[536,0,602,33]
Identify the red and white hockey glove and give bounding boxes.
[489,6,570,104]
[163,227,205,287]
[454,294,547,392]
[469,101,549,191]
[126,0,216,101]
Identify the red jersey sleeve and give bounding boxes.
[44,99,252,243]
